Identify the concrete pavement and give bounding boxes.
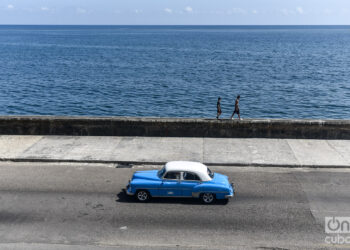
[1,162,350,249]
[0,135,350,167]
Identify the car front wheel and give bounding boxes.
[136,190,150,202]
[201,193,215,204]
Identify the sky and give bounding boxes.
[1,0,350,25]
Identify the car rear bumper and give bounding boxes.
[126,184,134,196]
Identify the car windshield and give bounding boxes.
[207,167,214,178]
[157,167,166,178]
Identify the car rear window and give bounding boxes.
[158,167,166,178]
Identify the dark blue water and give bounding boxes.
[0,25,350,119]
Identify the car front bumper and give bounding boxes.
[225,183,235,198]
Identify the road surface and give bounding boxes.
[0,162,349,249]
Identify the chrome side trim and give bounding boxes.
[134,187,194,191]
[151,195,193,198]
[195,191,231,194]
[179,180,201,183]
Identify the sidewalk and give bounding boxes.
[0,135,350,167]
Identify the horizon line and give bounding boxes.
[1,24,350,26]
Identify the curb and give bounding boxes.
[1,158,350,168]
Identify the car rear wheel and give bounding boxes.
[136,190,150,202]
[201,193,215,204]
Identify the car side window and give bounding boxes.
[163,171,180,180]
[183,172,200,181]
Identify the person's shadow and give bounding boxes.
[116,190,229,205]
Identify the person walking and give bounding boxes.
[230,95,241,120]
[216,97,222,119]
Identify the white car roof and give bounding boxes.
[164,161,211,181]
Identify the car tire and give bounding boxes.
[201,193,215,204]
[136,190,150,202]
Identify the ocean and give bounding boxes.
[0,25,349,119]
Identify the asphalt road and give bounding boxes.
[0,162,349,249]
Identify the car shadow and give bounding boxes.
[116,190,229,205]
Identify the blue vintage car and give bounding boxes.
[126,161,235,204]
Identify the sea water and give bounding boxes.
[0,25,349,119]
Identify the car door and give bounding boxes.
[180,172,201,197]
[161,171,181,196]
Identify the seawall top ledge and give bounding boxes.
[0,116,349,139]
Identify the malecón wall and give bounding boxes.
[0,116,349,139]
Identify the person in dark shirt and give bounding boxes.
[216,97,222,119]
[230,95,241,120]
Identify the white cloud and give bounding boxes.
[7,4,14,9]
[41,7,49,11]
[323,9,334,15]
[134,9,143,14]
[252,10,258,14]
[209,10,225,15]
[281,8,295,16]
[296,7,304,14]
[164,8,172,14]
[77,8,87,14]
[227,8,246,15]
[185,6,193,13]
[340,8,350,14]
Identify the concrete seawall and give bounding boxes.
[1,116,350,139]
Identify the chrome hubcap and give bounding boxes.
[137,191,148,201]
[203,193,214,203]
